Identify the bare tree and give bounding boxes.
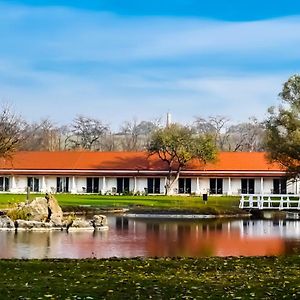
[193,115,230,150]
[119,119,160,151]
[71,115,109,150]
[56,125,73,150]
[226,117,265,151]
[21,118,63,151]
[0,106,25,157]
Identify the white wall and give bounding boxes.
[6,174,300,196]
[136,178,147,193]
[199,178,210,194]
[231,178,241,195]
[263,178,273,194]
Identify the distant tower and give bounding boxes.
[166,112,172,128]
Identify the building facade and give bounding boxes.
[0,151,296,195]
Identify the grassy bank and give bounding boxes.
[1,256,300,299]
[0,193,242,215]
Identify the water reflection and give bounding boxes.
[1,217,300,259]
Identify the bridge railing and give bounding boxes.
[239,194,300,210]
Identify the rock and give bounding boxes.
[91,215,107,228]
[0,215,14,229]
[67,218,94,230]
[15,219,52,230]
[24,197,49,222]
[7,195,63,226]
[48,196,63,226]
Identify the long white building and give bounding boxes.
[0,151,295,195]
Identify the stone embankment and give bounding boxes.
[0,195,108,231]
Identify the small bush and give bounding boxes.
[7,207,31,221]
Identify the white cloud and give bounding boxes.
[0,3,298,127]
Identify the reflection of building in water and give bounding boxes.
[232,220,300,238]
[116,217,129,230]
[3,218,300,259]
[143,220,285,257]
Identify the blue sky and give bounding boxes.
[1,1,300,128]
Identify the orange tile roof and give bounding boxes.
[0,151,284,173]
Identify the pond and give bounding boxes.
[1,216,300,259]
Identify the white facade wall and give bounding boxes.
[262,178,273,194]
[2,174,299,196]
[76,177,86,193]
[199,178,210,194]
[105,178,116,193]
[13,176,27,193]
[223,178,229,195]
[46,177,56,193]
[231,179,241,195]
[191,179,197,194]
[136,178,147,194]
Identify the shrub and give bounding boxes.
[7,207,31,221]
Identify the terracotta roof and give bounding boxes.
[0,151,284,173]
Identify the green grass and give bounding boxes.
[0,193,242,215]
[1,256,300,299]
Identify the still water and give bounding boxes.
[1,216,300,259]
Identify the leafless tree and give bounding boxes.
[21,118,63,151]
[193,115,230,150]
[119,119,160,151]
[225,117,265,151]
[0,106,26,157]
[70,115,109,150]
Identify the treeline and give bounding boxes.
[0,105,266,154]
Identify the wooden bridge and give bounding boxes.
[239,194,300,210]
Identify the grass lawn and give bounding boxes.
[1,256,300,299]
[0,193,242,215]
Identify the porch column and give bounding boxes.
[260,177,264,194]
[196,177,201,195]
[11,176,17,192]
[102,176,107,194]
[134,177,137,193]
[71,176,77,194]
[164,177,167,194]
[41,176,47,193]
[228,177,232,195]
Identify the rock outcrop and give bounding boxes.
[2,195,109,232]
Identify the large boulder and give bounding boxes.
[48,196,63,226]
[26,197,49,221]
[0,215,14,229]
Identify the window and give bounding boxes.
[117,178,130,194]
[210,178,223,194]
[0,177,9,192]
[27,177,40,192]
[273,179,287,194]
[147,178,161,194]
[86,178,99,193]
[57,177,69,193]
[241,179,255,194]
[178,178,191,194]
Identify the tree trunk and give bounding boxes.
[165,169,181,195]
